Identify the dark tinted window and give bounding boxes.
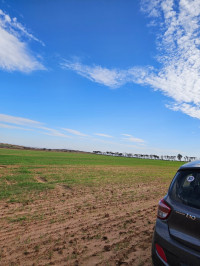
[170,169,200,209]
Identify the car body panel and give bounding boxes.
[152,218,200,266]
[166,196,200,252]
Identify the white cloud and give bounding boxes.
[122,134,145,144]
[43,131,70,138]
[0,9,45,72]
[61,60,154,89]
[0,113,43,126]
[94,133,113,138]
[121,134,132,137]
[140,0,162,18]
[167,103,200,119]
[62,0,200,120]
[61,60,128,88]
[0,114,145,144]
[0,123,32,130]
[138,0,200,118]
[63,128,88,137]
[0,113,70,138]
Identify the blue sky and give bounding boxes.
[0,0,200,156]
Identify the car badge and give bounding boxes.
[186,213,196,220]
[187,176,195,182]
[175,210,196,221]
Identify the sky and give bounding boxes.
[1,0,200,157]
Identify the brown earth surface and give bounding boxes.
[0,165,169,266]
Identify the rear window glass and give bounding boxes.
[170,169,200,209]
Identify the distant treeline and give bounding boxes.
[93,151,197,162]
[0,143,197,161]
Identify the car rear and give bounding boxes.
[152,161,200,266]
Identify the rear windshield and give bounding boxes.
[169,169,200,209]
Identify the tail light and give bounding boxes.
[157,198,171,220]
[156,243,167,263]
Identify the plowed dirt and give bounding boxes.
[0,165,169,266]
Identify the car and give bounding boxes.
[152,160,200,266]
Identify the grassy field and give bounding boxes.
[0,148,185,265]
[0,148,184,166]
[0,148,183,202]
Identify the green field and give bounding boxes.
[0,148,186,265]
[0,148,184,202]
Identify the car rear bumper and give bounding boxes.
[152,219,200,266]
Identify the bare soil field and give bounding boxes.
[0,164,171,266]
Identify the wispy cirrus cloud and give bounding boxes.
[0,9,45,72]
[0,114,70,138]
[0,114,146,144]
[61,59,153,88]
[42,130,70,138]
[62,0,200,120]
[121,134,145,144]
[0,113,43,126]
[63,128,88,137]
[0,123,32,131]
[94,133,113,138]
[61,60,129,88]
[121,134,132,137]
